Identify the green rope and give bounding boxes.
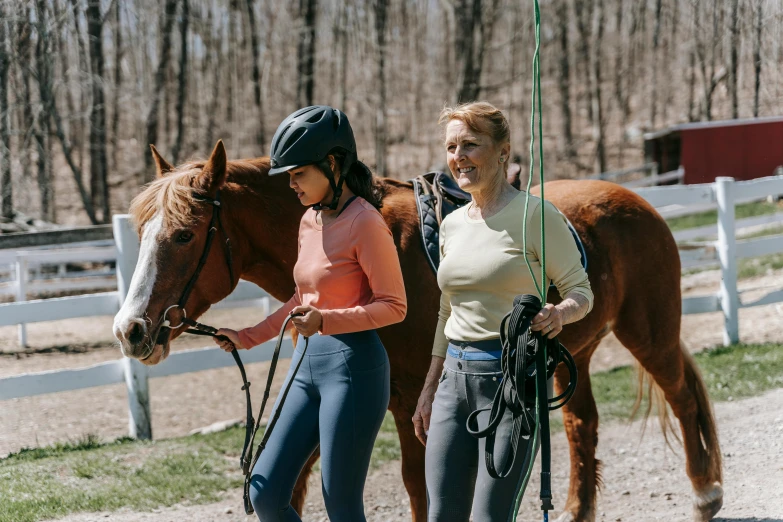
[522,0,547,303]
[514,0,548,519]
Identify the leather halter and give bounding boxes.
[147,190,235,358]
[147,188,304,515]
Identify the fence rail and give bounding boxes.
[1,175,782,442]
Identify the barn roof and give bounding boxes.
[644,116,783,141]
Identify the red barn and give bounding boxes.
[644,117,783,184]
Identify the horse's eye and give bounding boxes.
[177,231,194,244]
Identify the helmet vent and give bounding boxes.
[281,127,306,155]
[306,110,326,124]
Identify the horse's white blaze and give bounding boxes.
[113,213,163,355]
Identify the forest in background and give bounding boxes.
[0,0,781,226]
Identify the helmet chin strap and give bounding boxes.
[312,153,355,211]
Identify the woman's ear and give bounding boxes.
[327,154,339,177]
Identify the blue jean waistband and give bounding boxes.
[447,338,502,361]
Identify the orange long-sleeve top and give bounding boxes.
[237,197,408,348]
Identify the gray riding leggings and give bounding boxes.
[247,330,390,522]
[425,341,537,522]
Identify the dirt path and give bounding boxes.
[44,388,783,521]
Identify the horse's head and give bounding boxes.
[113,141,238,364]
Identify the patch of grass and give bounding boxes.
[0,435,242,522]
[737,252,783,279]
[591,343,783,421]
[738,225,783,240]
[666,200,780,232]
[2,343,781,521]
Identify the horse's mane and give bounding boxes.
[129,159,268,234]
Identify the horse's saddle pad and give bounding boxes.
[411,172,587,277]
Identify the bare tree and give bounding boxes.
[556,0,575,159]
[728,0,740,119]
[144,0,178,177]
[14,7,34,185]
[244,0,266,149]
[69,0,90,171]
[86,0,109,222]
[0,1,11,219]
[34,0,55,222]
[454,0,500,102]
[752,0,763,117]
[574,0,594,123]
[649,0,663,126]
[171,0,189,164]
[110,0,122,171]
[374,0,388,176]
[592,0,606,172]
[297,0,317,107]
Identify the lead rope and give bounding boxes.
[519,1,554,520]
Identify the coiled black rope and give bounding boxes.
[466,294,578,519]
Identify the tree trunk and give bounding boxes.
[455,0,486,102]
[574,0,594,123]
[649,0,663,126]
[339,4,349,111]
[86,0,109,222]
[556,0,574,159]
[111,0,122,171]
[374,0,388,176]
[34,0,54,222]
[144,0,178,178]
[171,0,189,164]
[14,7,34,187]
[752,0,763,117]
[244,0,266,149]
[70,0,89,172]
[592,0,606,173]
[296,0,317,108]
[0,2,11,219]
[729,0,740,119]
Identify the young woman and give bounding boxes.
[214,105,407,521]
[412,102,593,521]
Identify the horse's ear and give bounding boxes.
[196,140,228,196]
[150,144,174,178]
[506,162,522,190]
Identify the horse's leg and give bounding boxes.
[390,402,428,522]
[613,311,723,521]
[554,339,602,522]
[290,449,319,515]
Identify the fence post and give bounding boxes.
[15,255,27,347]
[113,214,152,440]
[715,177,739,345]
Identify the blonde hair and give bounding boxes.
[438,102,511,149]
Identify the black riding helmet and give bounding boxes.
[269,105,357,210]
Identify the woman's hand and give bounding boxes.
[530,303,564,339]
[412,386,437,446]
[289,305,323,337]
[213,328,245,352]
[412,355,446,446]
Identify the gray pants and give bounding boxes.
[425,342,534,522]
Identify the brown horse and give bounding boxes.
[113,141,723,522]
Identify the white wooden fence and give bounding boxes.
[1,175,782,441]
[635,175,783,345]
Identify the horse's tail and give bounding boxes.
[631,340,722,483]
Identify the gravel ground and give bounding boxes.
[43,388,783,521]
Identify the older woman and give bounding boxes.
[412,102,594,521]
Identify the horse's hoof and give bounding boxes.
[693,483,723,521]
